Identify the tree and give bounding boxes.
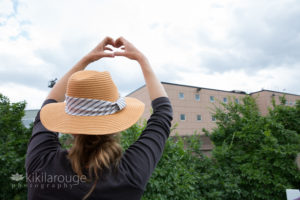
[39,95,300,199]
[0,93,32,200]
[121,122,207,200]
[204,96,300,200]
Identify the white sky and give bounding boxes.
[0,0,300,109]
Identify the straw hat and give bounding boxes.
[40,70,145,135]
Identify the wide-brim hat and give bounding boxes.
[40,70,145,135]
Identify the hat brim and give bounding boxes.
[40,97,145,135]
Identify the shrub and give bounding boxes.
[0,94,32,200]
[121,122,208,200]
[205,96,300,200]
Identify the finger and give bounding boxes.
[115,37,126,48]
[114,51,126,57]
[104,47,113,51]
[102,36,115,47]
[102,52,115,58]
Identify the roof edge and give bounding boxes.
[161,81,248,94]
[126,82,300,97]
[125,84,146,97]
[249,89,300,97]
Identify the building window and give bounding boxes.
[211,116,216,121]
[223,97,228,103]
[289,101,293,105]
[210,96,215,102]
[180,114,186,121]
[179,92,184,99]
[235,98,239,104]
[195,94,200,101]
[197,115,202,121]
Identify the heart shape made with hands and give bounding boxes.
[103,37,126,54]
[91,37,138,60]
[104,45,125,54]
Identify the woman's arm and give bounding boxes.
[114,37,168,100]
[114,37,173,189]
[46,37,115,102]
[26,37,116,174]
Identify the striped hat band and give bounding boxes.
[65,95,126,116]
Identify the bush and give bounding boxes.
[205,96,300,200]
[0,93,32,200]
[2,92,299,200]
[121,122,208,200]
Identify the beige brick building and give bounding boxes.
[128,82,300,153]
[251,90,300,115]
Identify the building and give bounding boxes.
[22,109,64,137]
[22,83,300,152]
[250,90,300,115]
[128,82,300,153]
[22,109,39,128]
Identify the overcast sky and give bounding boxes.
[1,0,300,109]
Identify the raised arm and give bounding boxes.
[26,37,116,174]
[114,37,173,189]
[114,37,168,100]
[46,37,115,102]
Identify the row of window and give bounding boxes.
[180,114,216,122]
[285,101,297,106]
[178,92,239,103]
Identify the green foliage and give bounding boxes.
[270,96,300,134]
[0,93,32,200]
[59,133,73,149]
[205,95,300,200]
[120,120,146,150]
[1,93,299,200]
[121,122,208,200]
[142,136,200,200]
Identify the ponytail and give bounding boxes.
[68,134,122,199]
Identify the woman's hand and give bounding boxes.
[83,37,115,64]
[114,37,167,100]
[114,37,145,63]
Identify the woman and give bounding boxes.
[25,37,173,200]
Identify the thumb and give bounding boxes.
[114,51,126,57]
[100,52,114,58]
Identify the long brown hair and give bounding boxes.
[68,133,122,200]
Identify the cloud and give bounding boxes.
[0,39,51,90]
[0,69,49,90]
[0,0,14,17]
[34,36,94,71]
[0,0,300,109]
[178,64,300,95]
[0,83,48,109]
[196,0,300,73]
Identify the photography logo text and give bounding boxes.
[10,172,87,190]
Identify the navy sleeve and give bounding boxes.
[25,99,61,174]
[120,97,173,189]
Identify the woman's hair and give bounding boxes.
[68,133,122,200]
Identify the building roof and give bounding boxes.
[126,81,247,96]
[22,109,39,128]
[127,82,300,97]
[249,89,300,97]
[126,84,147,97]
[160,82,247,94]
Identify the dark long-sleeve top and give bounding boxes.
[25,97,173,200]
